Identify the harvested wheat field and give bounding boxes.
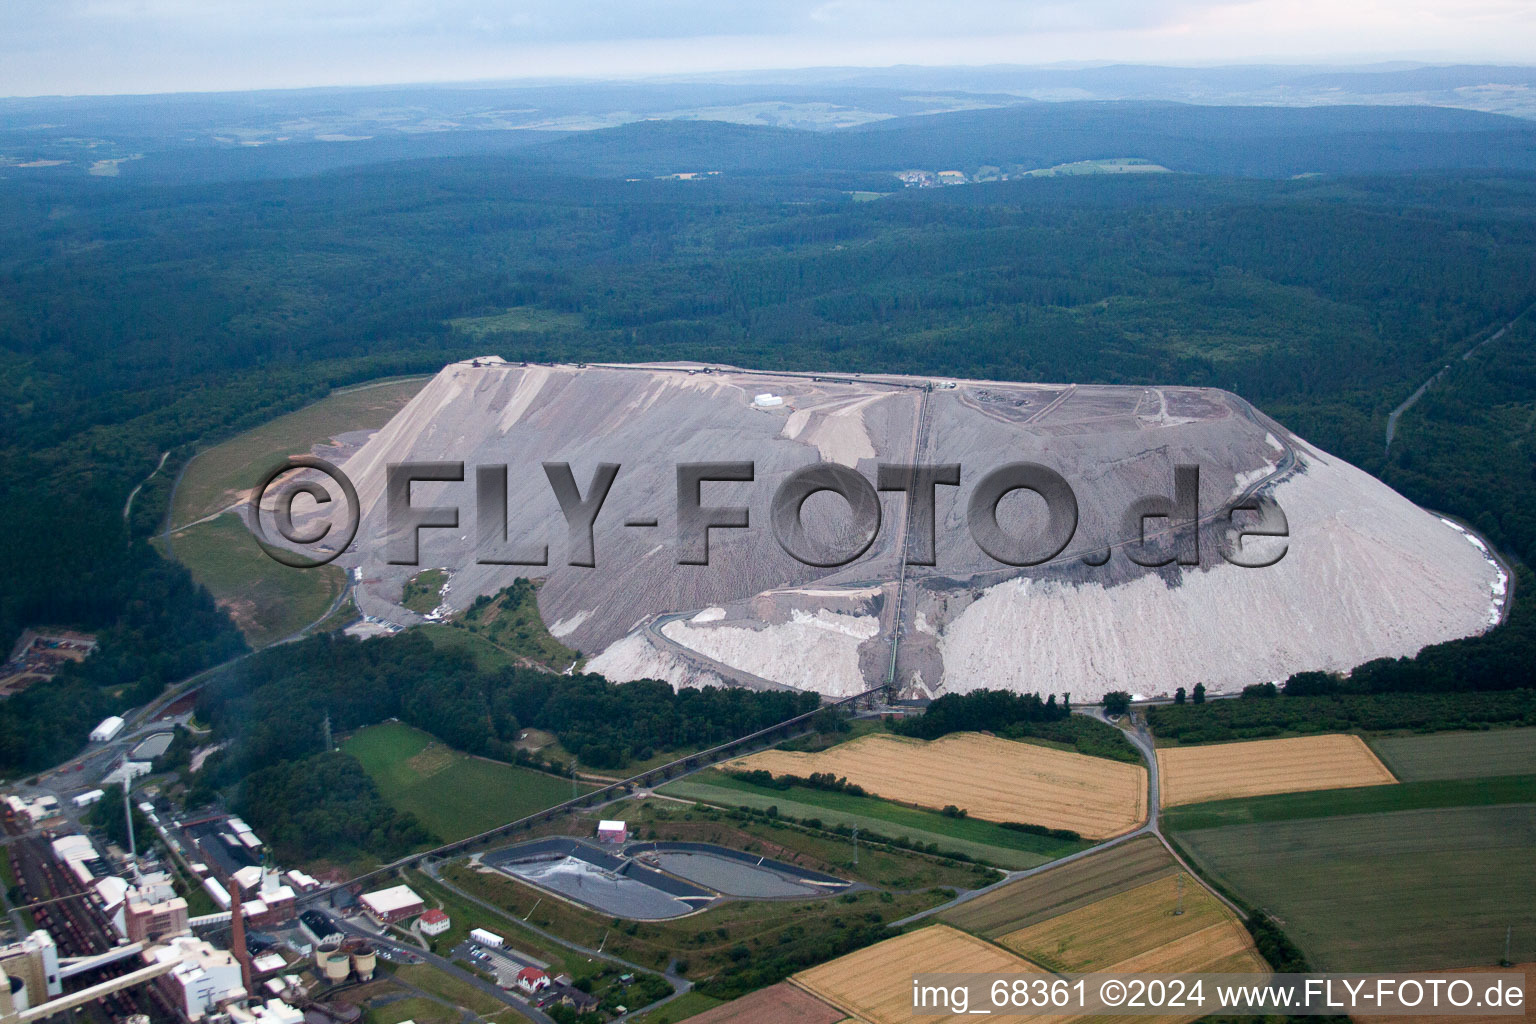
[729,733,1147,838]
[942,836,1177,937]
[1157,733,1396,807]
[998,873,1265,975]
[682,981,845,1024]
[793,925,1043,1024]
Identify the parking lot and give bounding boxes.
[450,937,545,984]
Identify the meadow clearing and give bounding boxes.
[158,511,345,646]
[343,722,586,842]
[728,732,1147,838]
[172,376,429,526]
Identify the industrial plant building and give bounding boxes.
[358,884,424,925]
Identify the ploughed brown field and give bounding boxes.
[728,732,1147,838]
[1157,733,1396,807]
[1365,964,1532,1024]
[681,980,845,1024]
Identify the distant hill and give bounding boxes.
[6,66,1536,185]
[511,102,1536,179]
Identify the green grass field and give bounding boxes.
[416,623,526,672]
[1161,774,1536,832]
[158,512,345,647]
[394,964,505,1016]
[402,568,448,614]
[1369,728,1536,781]
[630,991,722,1023]
[448,306,584,338]
[364,994,455,1024]
[453,579,579,669]
[660,770,1087,870]
[1177,804,1536,971]
[343,722,590,842]
[172,376,428,527]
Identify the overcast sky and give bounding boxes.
[3,0,1534,97]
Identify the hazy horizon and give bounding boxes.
[4,0,1535,98]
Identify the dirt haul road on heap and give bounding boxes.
[274,359,1503,703]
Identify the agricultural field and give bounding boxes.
[940,836,1176,937]
[1157,733,1396,807]
[670,982,839,1024]
[1368,964,1532,1024]
[792,925,1042,1024]
[158,511,345,647]
[1160,773,1536,831]
[1176,804,1536,971]
[343,722,587,842]
[661,769,1088,870]
[726,732,1147,838]
[171,375,429,526]
[1369,728,1536,781]
[996,873,1263,974]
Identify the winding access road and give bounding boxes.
[1385,302,1536,451]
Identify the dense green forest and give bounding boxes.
[891,688,1141,761]
[1148,688,1536,743]
[2,134,1536,774]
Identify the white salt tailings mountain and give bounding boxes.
[291,359,1502,702]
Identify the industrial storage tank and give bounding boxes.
[314,939,341,968]
[349,944,376,982]
[321,951,352,983]
[316,939,351,982]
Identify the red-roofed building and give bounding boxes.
[419,909,449,937]
[514,967,550,995]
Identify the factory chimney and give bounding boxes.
[229,885,253,996]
